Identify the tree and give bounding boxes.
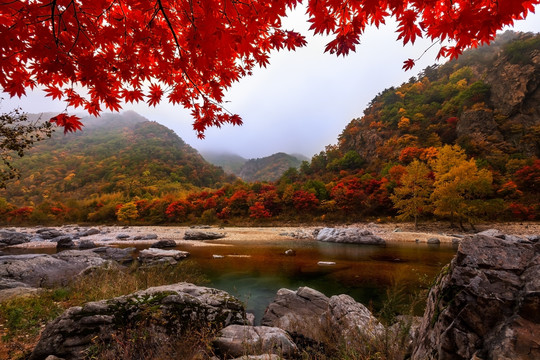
[390,160,432,229]
[2,0,537,135]
[116,201,139,223]
[0,109,53,187]
[430,145,494,230]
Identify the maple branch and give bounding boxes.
[155,0,183,56]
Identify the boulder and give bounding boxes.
[412,234,540,360]
[90,247,135,264]
[261,287,330,340]
[56,237,75,249]
[0,248,136,288]
[138,248,189,265]
[78,228,100,237]
[36,228,65,240]
[77,240,96,249]
[261,287,385,345]
[0,252,106,288]
[150,239,177,248]
[477,228,504,238]
[426,237,440,245]
[323,294,385,341]
[116,233,130,239]
[0,230,31,245]
[213,325,297,358]
[143,233,158,240]
[184,230,226,240]
[316,227,385,245]
[30,283,247,360]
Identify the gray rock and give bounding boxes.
[262,286,386,345]
[316,227,385,245]
[116,233,130,239]
[30,283,247,360]
[184,230,226,240]
[412,234,540,360]
[36,229,65,239]
[138,248,189,265]
[0,230,31,245]
[150,239,177,248]
[0,252,106,288]
[261,287,330,340]
[78,240,96,249]
[90,247,135,264]
[56,237,75,249]
[79,228,100,237]
[452,238,461,245]
[213,325,297,358]
[476,228,504,238]
[427,237,440,245]
[49,235,74,243]
[143,233,158,240]
[323,294,385,341]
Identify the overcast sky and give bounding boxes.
[2,6,540,159]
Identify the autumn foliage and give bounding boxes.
[2,0,538,135]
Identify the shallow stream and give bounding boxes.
[167,239,457,323]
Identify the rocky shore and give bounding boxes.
[1,224,539,359]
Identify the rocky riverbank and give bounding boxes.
[1,226,539,359]
[3,222,540,251]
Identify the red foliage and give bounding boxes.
[165,200,190,221]
[508,203,536,221]
[399,147,424,163]
[514,160,540,192]
[3,0,536,135]
[249,202,271,219]
[7,206,33,221]
[292,190,319,212]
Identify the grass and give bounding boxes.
[0,259,433,360]
[0,260,209,360]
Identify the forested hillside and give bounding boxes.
[0,32,538,226]
[238,152,305,182]
[0,112,236,221]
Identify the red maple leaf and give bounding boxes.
[50,114,84,134]
[402,58,415,71]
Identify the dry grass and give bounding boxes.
[0,260,209,360]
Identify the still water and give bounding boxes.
[5,238,457,323]
[171,239,457,323]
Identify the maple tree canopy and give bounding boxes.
[1,0,538,137]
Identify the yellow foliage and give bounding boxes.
[398,117,410,129]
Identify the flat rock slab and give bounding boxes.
[316,227,385,245]
[150,239,177,248]
[184,230,226,240]
[138,248,189,265]
[213,325,297,358]
[30,283,247,360]
[0,248,136,288]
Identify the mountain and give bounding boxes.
[0,111,236,206]
[304,31,540,177]
[238,152,305,182]
[200,151,247,175]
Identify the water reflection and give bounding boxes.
[2,238,456,324]
[181,240,456,323]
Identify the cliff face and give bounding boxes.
[412,233,540,360]
[336,32,540,172]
